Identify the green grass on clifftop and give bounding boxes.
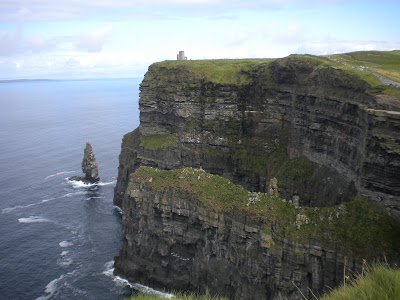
[154,59,272,85]
[131,167,400,255]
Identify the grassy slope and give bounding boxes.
[323,50,400,99]
[131,167,400,255]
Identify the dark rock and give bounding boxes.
[69,142,99,184]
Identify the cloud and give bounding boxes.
[229,27,252,46]
[0,24,22,55]
[75,25,113,52]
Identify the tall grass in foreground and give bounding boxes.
[321,264,400,300]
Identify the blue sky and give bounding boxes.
[0,0,399,79]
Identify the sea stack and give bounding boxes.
[69,142,100,183]
[82,142,100,183]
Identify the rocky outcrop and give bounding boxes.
[70,142,100,183]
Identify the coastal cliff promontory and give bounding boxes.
[114,54,400,299]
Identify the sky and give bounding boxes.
[0,0,399,80]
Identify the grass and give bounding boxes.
[140,134,178,150]
[130,167,400,254]
[321,50,400,99]
[321,264,400,300]
[150,59,272,85]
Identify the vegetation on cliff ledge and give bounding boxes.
[131,166,400,255]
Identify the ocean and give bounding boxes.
[0,78,143,299]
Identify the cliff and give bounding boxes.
[113,55,400,299]
[114,167,399,299]
[114,56,400,217]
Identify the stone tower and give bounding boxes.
[177,51,187,61]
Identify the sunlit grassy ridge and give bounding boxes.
[130,167,400,254]
[328,50,400,82]
[320,50,400,99]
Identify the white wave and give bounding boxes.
[67,179,116,189]
[60,251,69,256]
[69,180,97,188]
[84,196,104,201]
[58,258,73,266]
[113,206,122,214]
[45,171,75,180]
[41,198,55,203]
[59,241,74,248]
[102,261,174,299]
[18,216,50,223]
[63,191,87,198]
[2,198,55,214]
[97,180,116,186]
[36,274,65,300]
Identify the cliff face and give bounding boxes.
[114,167,399,299]
[114,56,400,218]
[113,56,400,299]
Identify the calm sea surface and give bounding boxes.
[0,79,142,299]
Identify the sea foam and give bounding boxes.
[59,241,74,247]
[2,198,55,214]
[45,171,75,180]
[18,216,50,223]
[36,274,65,300]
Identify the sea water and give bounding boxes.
[0,79,142,299]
